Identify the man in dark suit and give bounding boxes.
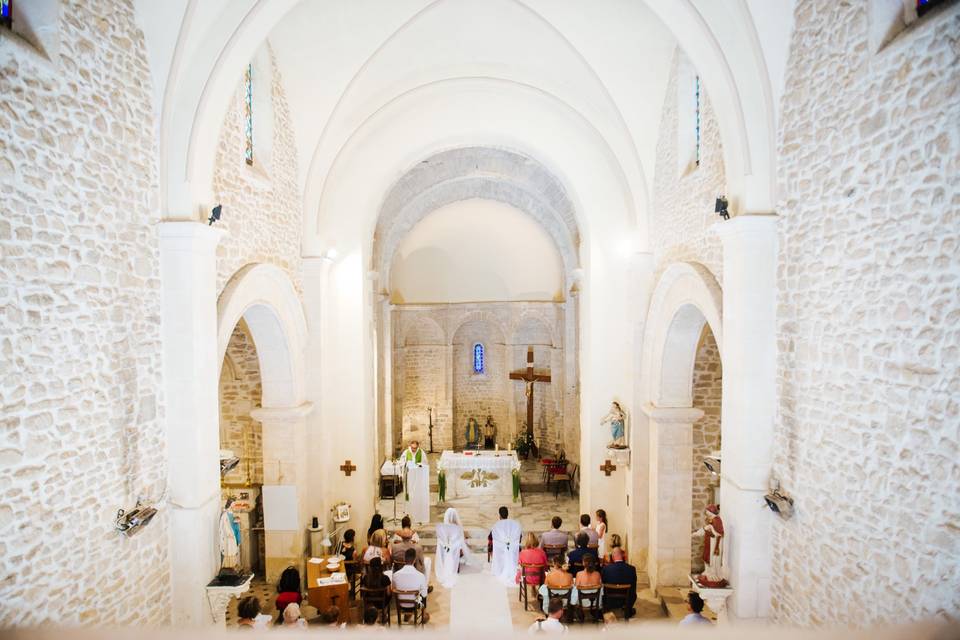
[600,548,637,618]
[565,532,596,576]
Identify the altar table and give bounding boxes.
[439,450,520,503]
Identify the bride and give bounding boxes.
[434,508,467,588]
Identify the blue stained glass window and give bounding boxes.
[695,75,701,166]
[1,0,11,28]
[244,64,253,165]
[916,0,943,16]
[473,343,485,374]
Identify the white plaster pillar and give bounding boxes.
[643,404,703,593]
[627,251,655,572]
[159,221,226,626]
[251,402,313,582]
[713,215,778,620]
[302,257,329,543]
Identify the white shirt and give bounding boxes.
[527,617,567,634]
[679,612,713,626]
[391,564,428,605]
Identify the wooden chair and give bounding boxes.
[566,561,584,577]
[392,560,406,574]
[393,589,426,627]
[359,586,392,626]
[539,458,554,483]
[543,544,568,562]
[553,463,577,498]
[546,587,573,623]
[343,559,361,599]
[518,562,546,611]
[575,586,602,623]
[602,583,634,619]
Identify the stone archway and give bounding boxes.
[636,261,722,591]
[216,263,310,582]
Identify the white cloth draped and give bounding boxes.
[434,508,466,588]
[404,460,431,524]
[490,518,522,586]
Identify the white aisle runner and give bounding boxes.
[449,558,513,633]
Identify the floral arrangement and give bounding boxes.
[437,469,446,503]
[514,431,536,457]
[512,468,521,502]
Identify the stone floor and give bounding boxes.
[227,456,670,629]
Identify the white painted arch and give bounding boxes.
[217,263,308,408]
[642,261,723,408]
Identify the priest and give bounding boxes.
[400,439,425,465]
[400,440,430,524]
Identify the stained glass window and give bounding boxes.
[695,75,701,167]
[244,64,253,166]
[473,343,485,374]
[916,0,943,17]
[1,0,11,29]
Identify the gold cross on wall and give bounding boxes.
[340,460,357,476]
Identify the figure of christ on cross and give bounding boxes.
[509,346,551,458]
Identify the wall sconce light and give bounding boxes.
[703,454,721,478]
[116,499,158,537]
[764,479,794,520]
[714,196,730,221]
[208,204,222,226]
[220,449,240,476]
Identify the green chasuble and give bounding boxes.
[403,448,424,464]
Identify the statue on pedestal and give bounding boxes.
[483,415,497,449]
[465,417,481,449]
[601,401,628,449]
[693,504,727,587]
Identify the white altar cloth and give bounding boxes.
[439,451,520,503]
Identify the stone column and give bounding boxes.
[302,257,329,551]
[643,403,703,592]
[159,221,226,626]
[251,402,314,582]
[713,214,778,620]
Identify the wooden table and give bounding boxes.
[306,557,350,624]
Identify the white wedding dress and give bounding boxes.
[434,508,467,588]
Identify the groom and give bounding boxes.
[400,440,425,465]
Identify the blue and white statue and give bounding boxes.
[601,401,627,449]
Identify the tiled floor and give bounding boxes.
[227,457,668,629]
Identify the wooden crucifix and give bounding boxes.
[509,346,551,457]
[339,460,357,476]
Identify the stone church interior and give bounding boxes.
[1,0,958,635]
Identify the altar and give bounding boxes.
[439,450,520,504]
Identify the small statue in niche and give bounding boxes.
[465,417,481,449]
[693,504,728,587]
[601,401,628,449]
[219,496,241,570]
[483,415,497,449]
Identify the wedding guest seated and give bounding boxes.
[539,516,570,555]
[364,530,391,565]
[237,596,270,630]
[538,555,574,613]
[392,547,431,624]
[274,566,303,621]
[603,533,626,564]
[280,602,307,629]
[579,514,599,546]
[341,528,357,562]
[600,548,637,618]
[390,526,426,573]
[367,514,386,544]
[680,592,712,626]
[320,606,344,628]
[363,557,393,595]
[566,533,596,576]
[391,515,420,544]
[527,598,568,634]
[517,532,548,585]
[575,555,603,620]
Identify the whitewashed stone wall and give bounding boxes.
[219,320,263,486]
[212,45,302,295]
[0,0,170,626]
[773,1,960,625]
[651,51,726,285]
[690,327,721,572]
[391,302,573,458]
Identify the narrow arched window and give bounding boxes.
[1,0,12,29]
[244,63,253,165]
[473,343,485,374]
